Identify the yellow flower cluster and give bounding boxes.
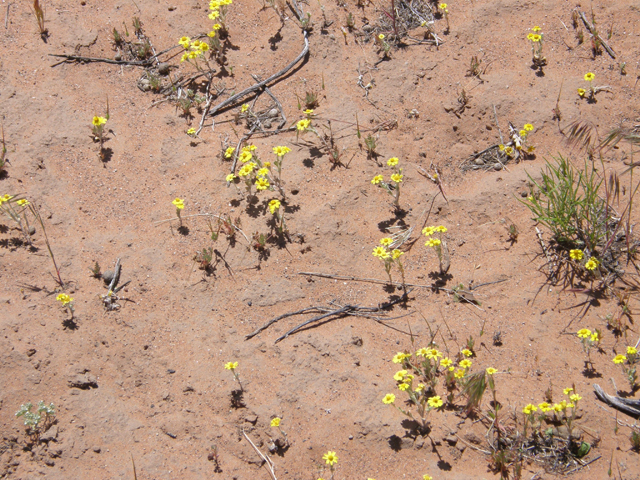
[178,37,210,62]
[172,198,185,210]
[270,417,281,427]
[0,194,14,205]
[577,327,599,343]
[208,0,232,33]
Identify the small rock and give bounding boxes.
[157,63,171,75]
[40,425,58,442]
[268,108,279,117]
[67,373,98,389]
[474,158,485,166]
[362,24,373,32]
[351,336,363,346]
[262,119,272,129]
[28,226,36,235]
[415,438,425,449]
[114,53,122,61]
[444,434,458,446]
[463,432,483,445]
[493,163,503,171]
[167,369,176,374]
[26,348,37,357]
[521,191,529,197]
[245,414,258,425]
[44,458,55,467]
[183,385,194,393]
[102,271,115,285]
[92,446,101,453]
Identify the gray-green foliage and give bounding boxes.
[15,401,56,430]
[523,155,611,252]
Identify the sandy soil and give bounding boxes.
[2,0,640,478]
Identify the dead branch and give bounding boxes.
[242,430,278,480]
[206,28,309,124]
[247,290,414,343]
[297,271,435,288]
[593,384,640,417]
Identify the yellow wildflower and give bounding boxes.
[224,361,238,370]
[613,354,627,364]
[584,257,599,271]
[584,72,595,82]
[378,34,385,40]
[522,404,537,415]
[380,237,393,246]
[577,328,591,338]
[415,384,425,392]
[461,349,473,357]
[577,88,586,97]
[459,359,472,369]
[393,370,407,381]
[538,402,551,412]
[627,346,638,355]
[422,226,436,236]
[590,331,599,342]
[527,33,535,41]
[390,173,403,183]
[239,151,253,163]
[257,168,269,177]
[563,387,573,395]
[271,417,281,427]
[241,104,249,113]
[92,116,107,126]
[427,396,443,408]
[56,293,73,306]
[178,36,190,48]
[524,123,534,131]
[531,34,541,42]
[269,199,281,214]
[297,119,311,131]
[570,394,582,402]
[372,246,390,259]
[382,393,396,404]
[425,238,441,247]
[391,249,403,259]
[398,383,410,391]
[454,369,465,379]
[425,349,442,359]
[16,199,29,206]
[570,249,584,260]
[226,173,236,182]
[224,147,235,158]
[273,146,291,156]
[387,157,399,166]
[486,367,497,375]
[371,174,383,185]
[440,358,453,368]
[435,225,447,233]
[187,128,196,136]
[322,451,338,466]
[255,177,270,190]
[172,198,185,210]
